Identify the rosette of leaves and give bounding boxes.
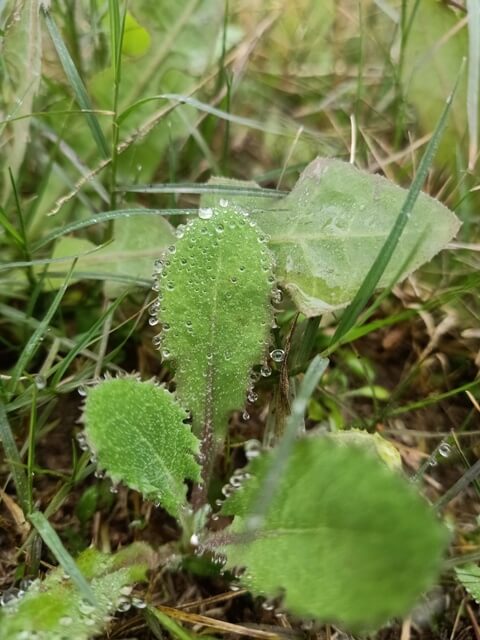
[0,543,155,640]
[212,436,448,631]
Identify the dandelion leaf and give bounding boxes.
[83,377,200,517]
[0,543,154,640]
[157,206,274,451]
[216,437,448,631]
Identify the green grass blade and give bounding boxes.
[467,0,480,169]
[0,402,29,513]
[41,7,109,159]
[29,511,96,604]
[31,208,195,251]
[331,69,462,345]
[8,260,76,395]
[117,182,286,198]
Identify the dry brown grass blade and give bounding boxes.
[154,604,299,639]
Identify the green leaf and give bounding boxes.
[402,0,468,167]
[0,543,154,640]
[83,377,200,518]
[42,214,175,296]
[157,206,274,453]
[254,157,460,316]
[0,0,42,200]
[215,437,448,631]
[455,563,480,603]
[122,11,151,57]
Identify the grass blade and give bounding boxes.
[31,208,195,251]
[467,0,480,169]
[0,402,29,513]
[29,510,96,604]
[331,67,463,345]
[8,260,76,395]
[116,182,286,197]
[247,355,329,529]
[42,6,109,159]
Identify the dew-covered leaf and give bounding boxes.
[43,214,175,296]
[254,157,460,316]
[157,206,274,455]
[215,437,448,631]
[0,542,155,640]
[0,0,42,201]
[83,377,200,517]
[455,563,480,603]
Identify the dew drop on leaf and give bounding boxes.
[198,207,213,219]
[270,349,285,363]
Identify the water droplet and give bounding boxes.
[76,433,90,452]
[116,596,131,612]
[163,322,171,332]
[199,207,213,219]
[152,335,162,348]
[166,281,175,291]
[230,276,238,284]
[161,348,171,359]
[242,410,250,421]
[219,198,228,208]
[260,365,272,377]
[247,390,258,403]
[19,579,33,592]
[34,375,46,390]
[152,281,160,291]
[148,316,159,326]
[271,288,283,304]
[78,386,87,397]
[167,245,176,254]
[439,443,451,458]
[216,223,225,233]
[79,600,95,615]
[132,596,147,609]
[190,533,200,546]
[110,484,119,494]
[0,588,20,606]
[245,439,262,460]
[231,584,241,591]
[428,458,438,467]
[153,258,164,272]
[222,484,234,498]
[94,468,105,479]
[262,600,275,611]
[270,349,285,363]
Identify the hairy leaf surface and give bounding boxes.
[216,437,448,630]
[0,543,154,639]
[455,563,480,603]
[83,377,200,517]
[254,157,460,315]
[157,206,274,450]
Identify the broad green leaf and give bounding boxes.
[0,543,154,640]
[215,437,448,631]
[0,0,42,201]
[327,429,402,471]
[455,563,480,603]
[43,214,175,296]
[402,0,468,167]
[157,206,274,453]
[122,11,151,57]
[83,377,200,517]
[254,157,461,316]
